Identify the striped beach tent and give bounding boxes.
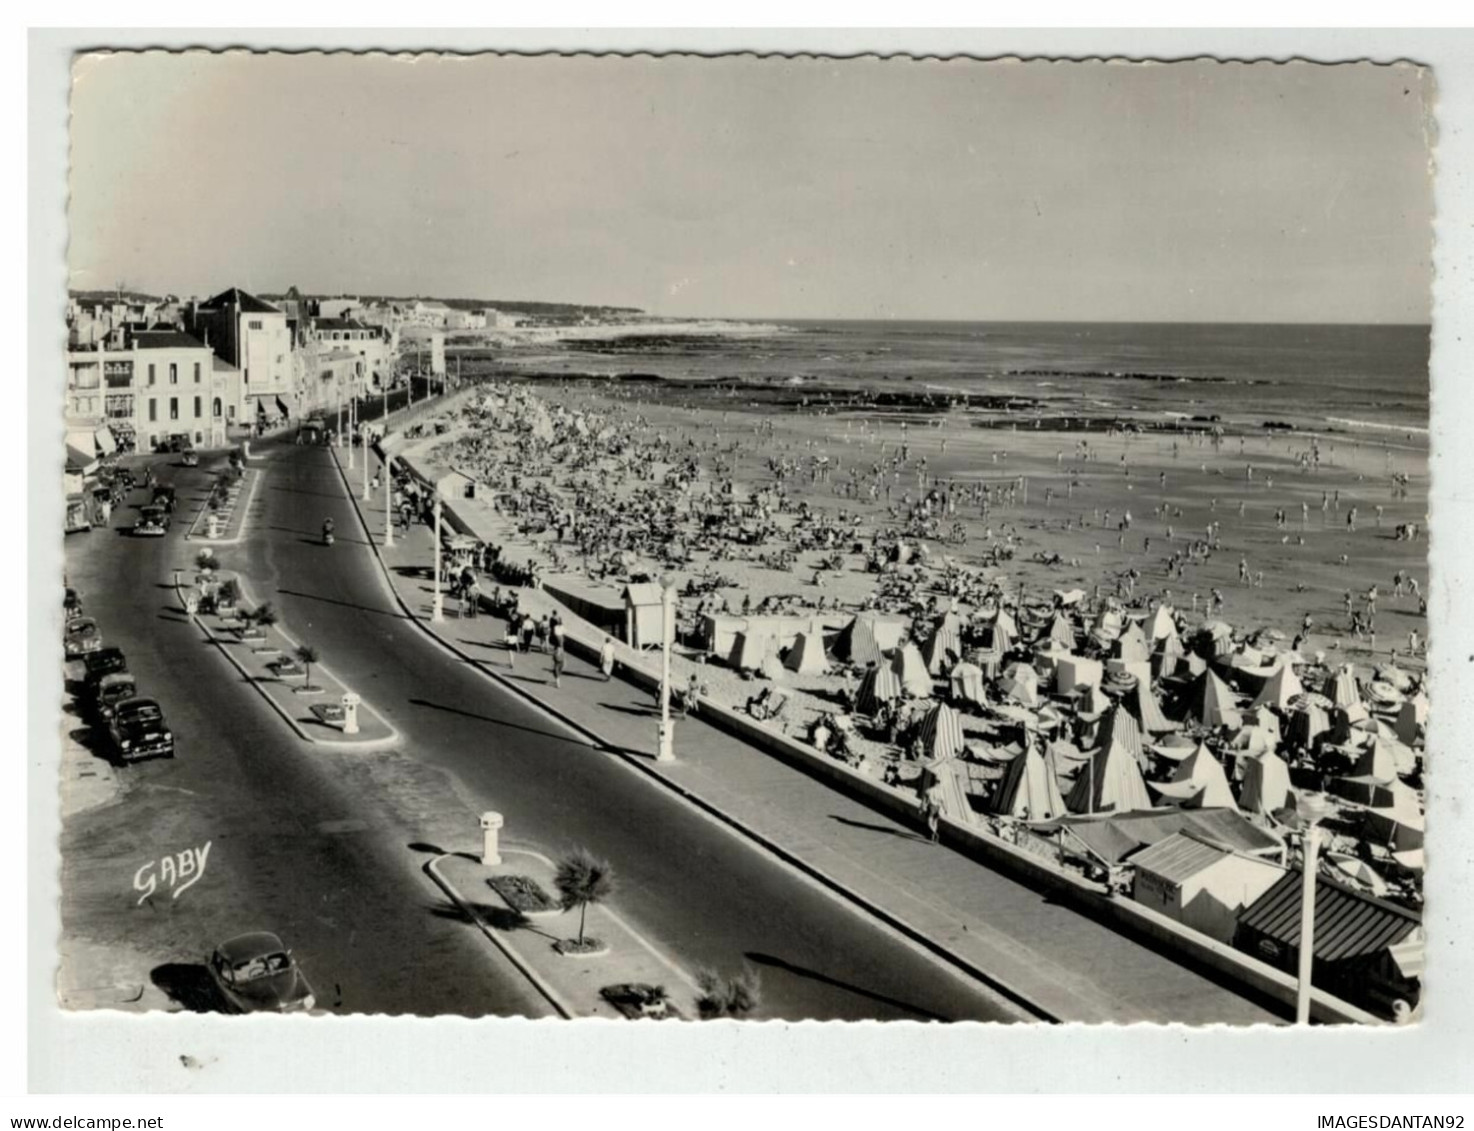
[1125,679,1177,735]
[783,630,831,675]
[917,702,965,760]
[835,615,887,667]
[1239,750,1293,815]
[1043,611,1077,651]
[855,665,902,716]
[1322,665,1362,710]
[1252,662,1305,710]
[1153,631,1187,679]
[1097,704,1146,765]
[921,621,962,674]
[890,643,934,698]
[1066,734,1153,815]
[1184,669,1243,729]
[989,743,1068,821]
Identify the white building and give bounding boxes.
[1130,832,1286,944]
[188,287,294,426]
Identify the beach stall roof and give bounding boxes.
[989,744,1068,822]
[1043,807,1285,865]
[1129,833,1286,944]
[1234,871,1421,968]
[890,643,934,698]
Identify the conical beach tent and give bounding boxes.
[1184,669,1243,729]
[1239,751,1293,815]
[989,744,1067,821]
[890,644,933,698]
[855,665,902,716]
[948,661,987,707]
[1149,605,1179,643]
[835,615,886,667]
[1153,632,1187,679]
[1043,611,1077,651]
[1066,738,1153,814]
[1154,742,1237,809]
[917,702,965,759]
[1252,663,1305,710]
[1125,679,1176,735]
[920,621,961,674]
[729,631,776,674]
[783,630,831,675]
[1097,704,1145,765]
[1322,665,1361,710]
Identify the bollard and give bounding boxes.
[341,692,361,735]
[479,811,504,866]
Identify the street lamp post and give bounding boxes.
[362,416,371,500]
[656,582,676,762]
[1295,793,1333,1025]
[336,387,343,448]
[384,452,395,547]
[347,395,355,469]
[432,496,444,622]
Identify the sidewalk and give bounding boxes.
[344,445,1278,1025]
[429,846,699,1020]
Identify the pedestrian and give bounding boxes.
[550,641,565,688]
[599,635,616,681]
[686,671,701,718]
[534,616,549,653]
[503,619,518,667]
[922,789,942,844]
[520,614,534,652]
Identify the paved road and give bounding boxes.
[62,440,1021,1021]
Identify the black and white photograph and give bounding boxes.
[51,44,1438,1040]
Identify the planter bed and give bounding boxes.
[553,937,607,958]
[600,983,681,1021]
[487,874,560,915]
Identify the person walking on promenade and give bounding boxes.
[550,641,565,689]
[599,636,616,681]
[534,615,549,653]
[504,619,518,667]
[520,614,535,653]
[921,788,942,844]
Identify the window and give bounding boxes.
[213,397,222,418]
[193,396,202,418]
[169,363,178,384]
[194,362,201,383]
[248,319,263,330]
[169,398,179,421]
[147,363,156,386]
[148,399,157,423]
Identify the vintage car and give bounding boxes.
[207,932,316,1014]
[107,696,174,763]
[64,617,102,659]
[64,588,84,621]
[64,496,91,534]
[151,485,177,513]
[90,672,138,722]
[80,646,127,692]
[134,506,169,537]
[113,467,136,491]
[180,450,200,468]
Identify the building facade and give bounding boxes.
[188,287,293,425]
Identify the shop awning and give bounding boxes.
[66,443,97,475]
[276,396,291,420]
[94,425,117,456]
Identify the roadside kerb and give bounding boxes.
[176,574,400,751]
[423,854,571,1020]
[184,465,261,545]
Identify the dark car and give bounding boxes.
[207,932,316,1014]
[151,485,177,513]
[107,696,174,763]
[64,588,84,621]
[81,646,127,692]
[90,672,138,722]
[114,467,136,491]
[134,505,169,536]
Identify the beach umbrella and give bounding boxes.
[729,631,776,674]
[783,630,832,675]
[921,621,961,675]
[999,663,1040,708]
[1239,751,1293,815]
[890,643,934,698]
[948,661,987,707]
[1252,663,1305,710]
[1153,742,1237,810]
[1322,665,1361,710]
[989,742,1068,821]
[1183,669,1243,730]
[835,615,887,667]
[917,702,965,760]
[1066,732,1153,815]
[855,665,902,716]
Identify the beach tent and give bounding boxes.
[1184,669,1243,730]
[917,703,965,760]
[1149,605,1180,644]
[920,621,962,675]
[759,653,788,683]
[1322,665,1361,710]
[948,661,987,707]
[1153,743,1237,810]
[783,630,831,676]
[1397,694,1429,746]
[989,744,1068,821]
[1239,751,1293,816]
[1066,734,1154,815]
[1043,611,1078,651]
[1355,738,1416,783]
[729,631,777,674]
[1125,679,1177,736]
[1288,701,1332,749]
[833,615,896,667]
[1153,632,1187,680]
[1114,622,1153,664]
[1055,655,1104,697]
[1252,663,1305,710]
[1077,682,1112,720]
[1000,663,1041,708]
[855,665,903,717]
[890,644,934,698]
[1097,704,1146,766]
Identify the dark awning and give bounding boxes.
[1236,871,1419,961]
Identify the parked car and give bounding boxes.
[80,646,127,693]
[114,467,137,491]
[206,932,316,1014]
[64,588,84,621]
[107,696,174,763]
[90,672,138,722]
[134,506,168,537]
[64,618,102,659]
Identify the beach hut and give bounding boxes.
[1125,679,1177,736]
[989,743,1068,821]
[622,583,669,650]
[729,630,777,674]
[999,663,1041,708]
[1252,663,1305,710]
[1114,622,1153,664]
[1066,735,1154,815]
[948,661,987,707]
[920,621,961,675]
[890,644,934,698]
[834,615,888,667]
[1153,743,1237,810]
[855,665,902,717]
[1322,665,1361,710]
[917,703,965,760]
[1184,669,1243,730]
[1239,751,1293,816]
[783,630,831,676]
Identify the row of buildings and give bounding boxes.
[64,287,448,458]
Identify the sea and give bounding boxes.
[520,320,1431,438]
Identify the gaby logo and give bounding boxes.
[134,842,211,905]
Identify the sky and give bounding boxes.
[67,52,1434,323]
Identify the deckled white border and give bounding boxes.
[24,26,1474,1094]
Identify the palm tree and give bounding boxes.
[295,643,319,689]
[195,548,217,573]
[251,602,278,629]
[695,967,762,1020]
[553,849,615,948]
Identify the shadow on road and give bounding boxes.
[743,952,946,1022]
[406,697,601,750]
[150,963,225,1014]
[600,702,659,718]
[828,814,927,843]
[275,587,403,619]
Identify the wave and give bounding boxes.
[1325,416,1429,436]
